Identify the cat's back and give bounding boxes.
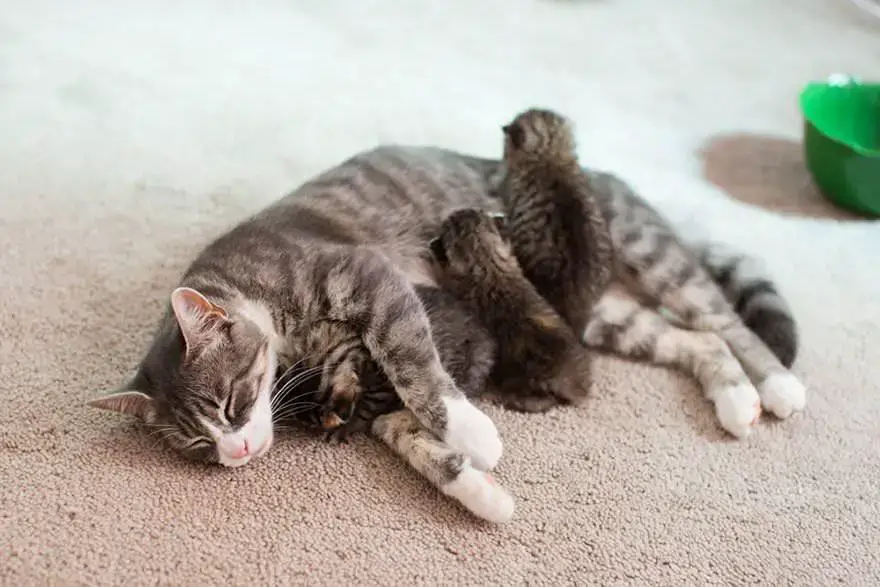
[267,145,501,247]
[183,145,503,295]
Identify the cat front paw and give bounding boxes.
[441,466,515,523]
[442,396,503,471]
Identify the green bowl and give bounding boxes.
[799,77,880,217]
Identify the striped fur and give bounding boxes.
[695,243,798,368]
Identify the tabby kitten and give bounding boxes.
[290,284,496,442]
[430,208,591,413]
[499,108,614,335]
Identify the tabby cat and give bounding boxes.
[430,208,592,413]
[88,108,806,523]
[499,108,614,335]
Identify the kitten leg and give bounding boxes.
[326,248,503,470]
[371,409,515,523]
[584,285,761,438]
[616,232,806,420]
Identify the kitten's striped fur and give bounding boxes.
[431,208,593,413]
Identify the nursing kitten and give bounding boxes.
[289,284,495,442]
[430,209,591,413]
[499,108,614,335]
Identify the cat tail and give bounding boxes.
[693,242,799,368]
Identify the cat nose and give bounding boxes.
[232,440,249,459]
[220,436,251,459]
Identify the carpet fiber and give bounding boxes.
[2,1,879,585]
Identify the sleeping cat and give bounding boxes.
[88,108,806,522]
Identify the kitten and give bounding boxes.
[430,208,591,412]
[499,108,614,335]
[289,285,495,442]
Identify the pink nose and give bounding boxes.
[229,440,249,459]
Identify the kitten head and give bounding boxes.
[88,287,276,468]
[430,209,517,279]
[502,108,577,164]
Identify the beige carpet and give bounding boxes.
[2,0,879,585]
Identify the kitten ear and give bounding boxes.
[170,287,229,350]
[87,388,155,421]
[502,122,526,150]
[487,212,507,236]
[429,237,449,266]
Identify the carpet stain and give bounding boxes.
[699,132,869,221]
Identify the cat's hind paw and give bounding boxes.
[442,396,503,471]
[758,372,806,419]
[442,466,515,524]
[711,382,762,439]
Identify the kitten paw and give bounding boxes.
[712,382,761,439]
[758,372,806,419]
[441,466,515,523]
[442,396,503,471]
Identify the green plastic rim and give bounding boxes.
[799,80,880,217]
[799,81,880,157]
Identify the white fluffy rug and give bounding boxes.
[2,0,878,584]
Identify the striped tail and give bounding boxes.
[694,242,799,368]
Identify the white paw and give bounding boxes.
[442,466,515,523]
[758,372,806,419]
[442,396,503,471]
[711,382,762,439]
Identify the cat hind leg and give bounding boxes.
[584,285,761,438]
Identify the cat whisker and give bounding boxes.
[271,365,323,409]
[271,390,317,415]
[144,426,177,439]
[272,400,320,418]
[272,402,321,422]
[271,356,313,393]
[272,380,319,414]
[147,430,177,451]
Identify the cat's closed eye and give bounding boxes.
[222,394,235,420]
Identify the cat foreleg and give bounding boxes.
[325,247,503,470]
[371,409,515,523]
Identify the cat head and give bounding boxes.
[502,108,576,163]
[88,287,276,468]
[430,209,516,278]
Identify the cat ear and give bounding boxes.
[428,237,448,266]
[502,122,526,150]
[170,287,229,350]
[487,212,507,235]
[87,388,155,421]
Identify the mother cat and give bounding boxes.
[88,111,806,519]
